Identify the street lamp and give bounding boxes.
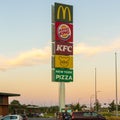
[94,66,101,112]
[115,52,118,117]
[95,68,97,112]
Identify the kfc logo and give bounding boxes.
[55,42,73,55]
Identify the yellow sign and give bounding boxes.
[57,6,71,21]
[54,55,73,68]
[55,3,73,23]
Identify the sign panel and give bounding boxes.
[54,55,73,68]
[55,3,73,23]
[53,68,73,82]
[55,22,73,42]
[52,2,73,82]
[55,42,73,55]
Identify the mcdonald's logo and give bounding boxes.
[55,3,73,23]
[57,6,71,21]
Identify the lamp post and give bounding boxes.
[95,68,97,112]
[94,68,102,112]
[115,52,118,117]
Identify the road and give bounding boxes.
[29,118,57,120]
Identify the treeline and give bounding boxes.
[8,99,120,115]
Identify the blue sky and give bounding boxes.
[0,0,120,106]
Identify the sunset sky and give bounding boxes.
[0,0,120,107]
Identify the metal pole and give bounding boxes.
[59,82,65,112]
[90,95,94,111]
[95,68,97,112]
[115,52,118,117]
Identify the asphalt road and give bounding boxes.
[29,118,57,120]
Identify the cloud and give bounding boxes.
[74,39,120,56]
[0,47,51,70]
[0,39,120,70]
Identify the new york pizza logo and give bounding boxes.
[57,24,71,41]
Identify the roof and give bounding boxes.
[27,106,40,109]
[0,92,20,97]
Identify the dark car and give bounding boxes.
[58,112,71,120]
[71,111,106,120]
[21,115,28,120]
[62,112,71,120]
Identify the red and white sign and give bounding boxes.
[55,42,73,55]
[55,22,73,42]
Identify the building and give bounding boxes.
[0,92,20,116]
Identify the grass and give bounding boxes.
[106,116,120,120]
[100,111,120,120]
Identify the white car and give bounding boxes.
[0,115,23,120]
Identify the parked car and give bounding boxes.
[0,115,23,120]
[58,112,71,120]
[21,115,28,120]
[71,111,106,120]
[62,112,71,120]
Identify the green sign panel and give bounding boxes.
[55,3,73,23]
[52,68,73,82]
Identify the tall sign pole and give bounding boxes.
[52,3,73,112]
[59,82,65,112]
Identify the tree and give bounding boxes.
[10,100,21,106]
[9,100,21,114]
[108,100,115,112]
[76,102,81,111]
[94,99,101,112]
[81,104,87,111]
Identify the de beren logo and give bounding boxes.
[59,56,70,67]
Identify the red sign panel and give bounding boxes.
[55,22,73,42]
[55,42,73,55]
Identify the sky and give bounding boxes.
[0,0,120,107]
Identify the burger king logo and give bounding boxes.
[57,24,71,41]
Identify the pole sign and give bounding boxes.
[55,3,73,23]
[55,22,73,42]
[55,42,73,55]
[54,55,73,68]
[52,68,73,82]
[52,3,73,82]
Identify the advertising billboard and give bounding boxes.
[54,55,73,68]
[52,68,73,82]
[55,42,73,55]
[55,22,73,42]
[55,3,73,23]
[52,3,73,82]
